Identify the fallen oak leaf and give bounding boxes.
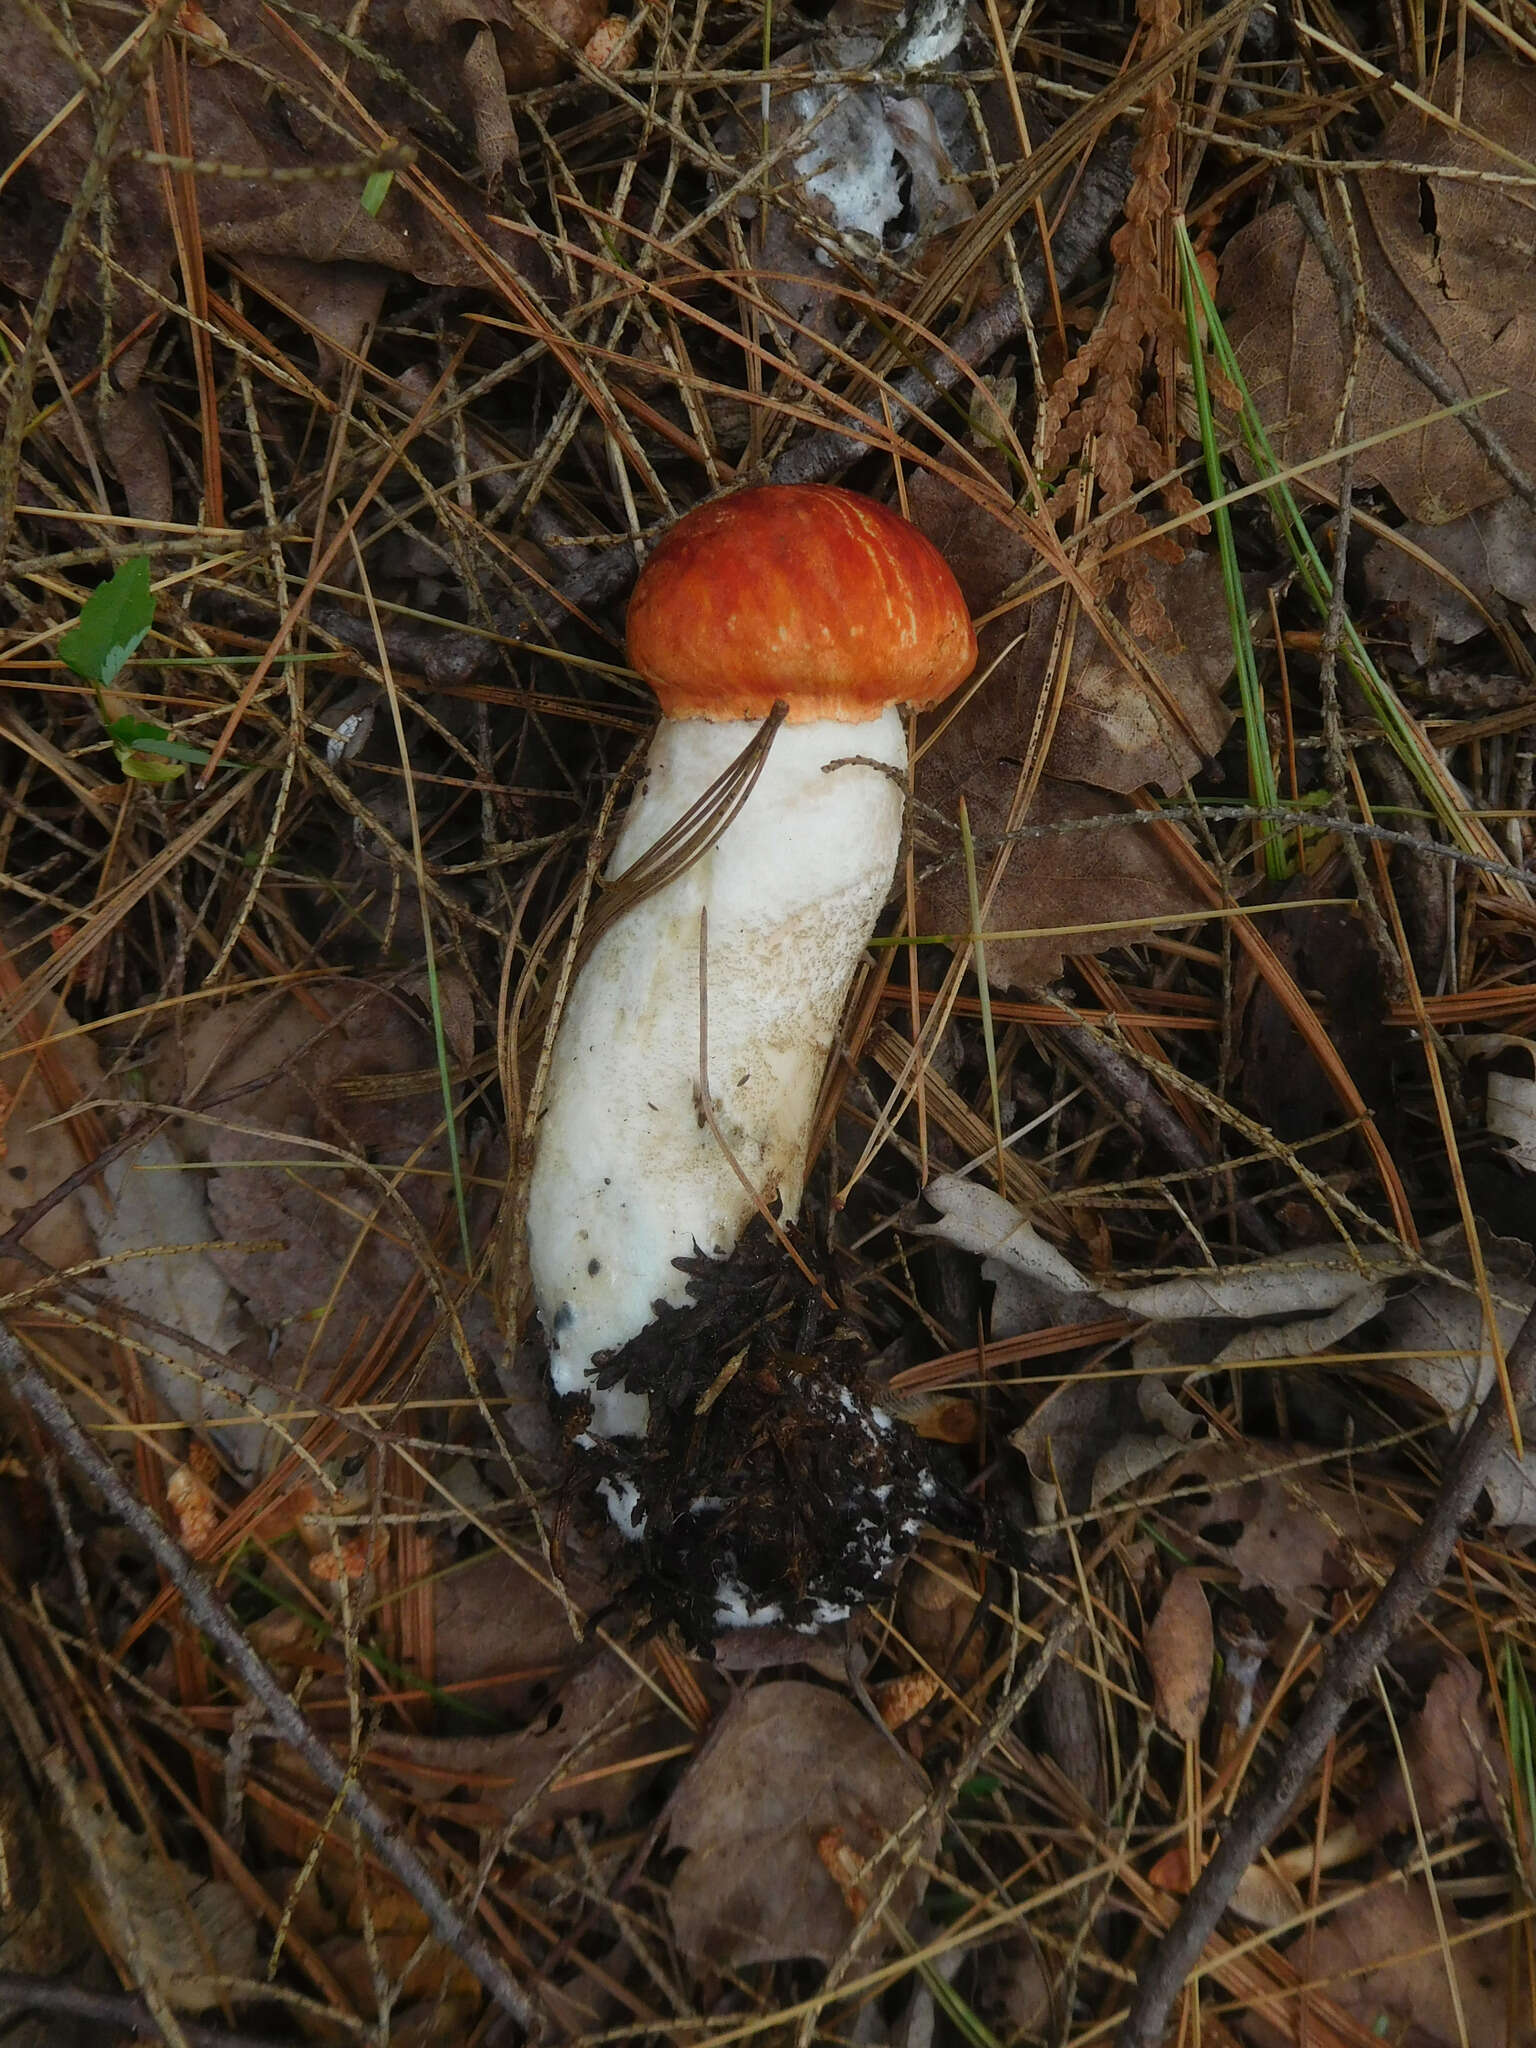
[1378,1229,1536,1532]
[1221,54,1536,527]
[0,0,556,367]
[917,774,1211,989]
[905,468,1232,986]
[1363,497,1536,667]
[371,1653,677,1830]
[1295,1878,1515,2048]
[44,1750,258,2015]
[1353,1654,1507,1847]
[665,1681,931,1968]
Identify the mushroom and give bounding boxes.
[526,483,977,1443]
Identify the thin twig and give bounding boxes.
[1037,1005,1282,1252]
[0,1325,543,2039]
[1116,1290,1536,2048]
[0,1973,313,2048]
[546,138,1136,626]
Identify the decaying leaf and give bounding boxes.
[1105,1247,1396,1323]
[149,982,477,1418]
[907,469,1232,986]
[372,1652,676,1830]
[973,1934,1055,2042]
[715,0,976,350]
[430,1547,606,1716]
[1295,1879,1514,2048]
[1233,878,1392,1147]
[898,1540,986,1690]
[1353,1655,1506,1846]
[1144,1569,1213,1741]
[0,0,553,369]
[46,1751,257,2014]
[1364,497,1536,666]
[921,775,1211,988]
[922,1175,1400,1327]
[1169,1440,1395,1608]
[666,1682,930,1967]
[0,1721,90,1985]
[1011,1372,1142,1523]
[1379,1242,1536,1531]
[1467,1038,1536,1174]
[1222,55,1536,526]
[918,1177,1094,1297]
[0,931,261,1461]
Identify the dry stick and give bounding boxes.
[1116,1289,1536,2048]
[1039,1008,1282,1253]
[0,1327,542,2039]
[0,1974,308,2048]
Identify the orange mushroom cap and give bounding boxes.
[625,484,978,723]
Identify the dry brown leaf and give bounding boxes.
[1170,1442,1399,1610]
[315,1929,480,2043]
[430,1549,608,1716]
[1295,1879,1515,2048]
[974,1935,1054,2041]
[233,254,391,378]
[898,1540,985,1688]
[907,470,1227,986]
[1012,1372,1142,1521]
[0,930,262,1458]
[1233,873,1390,1147]
[406,0,609,92]
[0,965,102,1289]
[1221,54,1536,526]
[150,983,474,1401]
[372,1652,676,1830]
[0,1724,90,1985]
[666,1681,930,1967]
[0,0,553,358]
[921,773,1210,988]
[1364,498,1536,666]
[1379,1232,1536,1531]
[97,390,174,529]
[46,1750,257,2014]
[1354,1654,1507,1845]
[1144,1568,1213,1741]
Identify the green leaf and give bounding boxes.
[113,744,185,786]
[126,735,211,766]
[58,557,155,690]
[360,168,394,217]
[106,713,168,746]
[105,711,212,780]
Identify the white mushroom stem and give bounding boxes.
[527,707,906,1440]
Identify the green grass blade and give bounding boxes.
[1173,218,1494,867]
[1175,227,1287,882]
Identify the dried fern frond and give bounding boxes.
[1040,0,1208,644]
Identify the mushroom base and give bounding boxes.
[579,1223,970,1646]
